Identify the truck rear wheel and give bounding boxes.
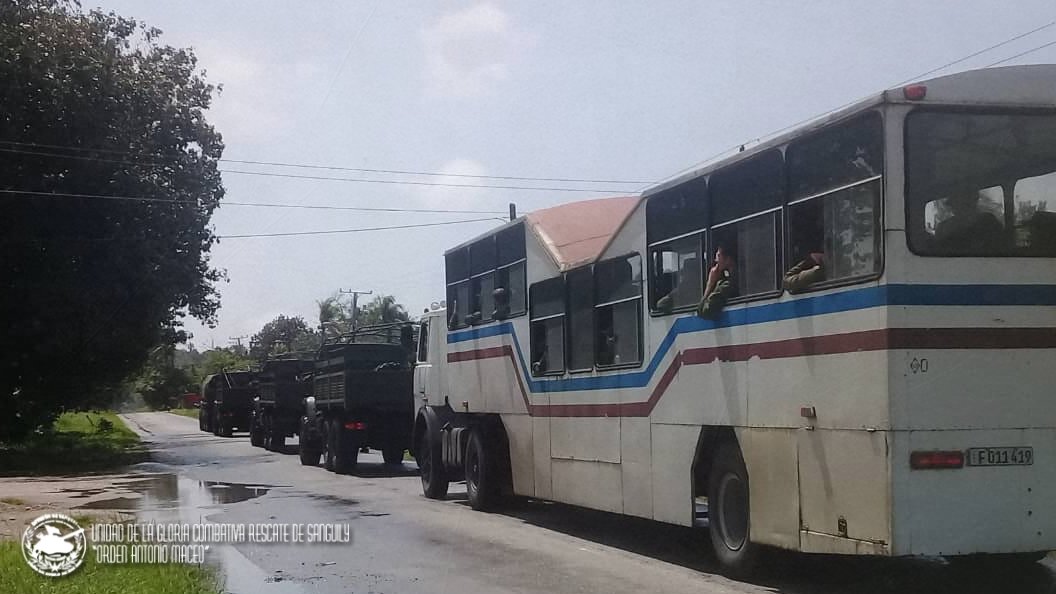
[465,430,499,511]
[418,421,448,500]
[708,441,759,577]
[383,446,404,465]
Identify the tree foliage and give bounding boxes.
[358,295,410,325]
[315,293,410,339]
[0,0,225,439]
[131,345,195,410]
[249,315,318,360]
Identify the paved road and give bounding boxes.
[119,412,1056,594]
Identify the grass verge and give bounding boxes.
[168,408,199,419]
[0,539,221,594]
[0,411,148,476]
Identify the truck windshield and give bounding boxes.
[906,110,1056,257]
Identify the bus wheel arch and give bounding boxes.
[692,427,761,576]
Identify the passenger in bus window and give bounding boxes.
[697,243,738,319]
[784,250,825,293]
[934,191,1003,252]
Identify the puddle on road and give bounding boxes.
[67,473,307,594]
[69,475,271,511]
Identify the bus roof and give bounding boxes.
[444,195,640,272]
[644,64,1056,198]
[525,196,640,271]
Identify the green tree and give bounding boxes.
[249,315,318,360]
[193,349,254,387]
[358,295,410,326]
[0,1,225,439]
[132,345,196,409]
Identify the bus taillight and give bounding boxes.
[910,450,964,469]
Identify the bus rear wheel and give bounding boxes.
[708,441,759,576]
[466,430,498,511]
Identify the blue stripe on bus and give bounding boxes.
[445,283,1056,394]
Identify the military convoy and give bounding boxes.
[197,322,417,475]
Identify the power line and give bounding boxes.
[217,168,628,193]
[0,141,648,185]
[3,217,499,242]
[985,38,1056,67]
[219,218,499,239]
[660,20,1056,187]
[0,188,508,214]
[220,158,649,185]
[893,20,1056,86]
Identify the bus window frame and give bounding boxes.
[781,109,886,293]
[647,228,706,317]
[783,176,885,294]
[593,252,645,371]
[710,208,784,305]
[903,105,1056,258]
[528,276,567,377]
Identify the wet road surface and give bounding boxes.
[118,412,1056,594]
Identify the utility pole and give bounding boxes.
[228,335,248,356]
[340,289,373,331]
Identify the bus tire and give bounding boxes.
[382,446,404,465]
[708,441,759,576]
[418,416,448,500]
[465,429,498,511]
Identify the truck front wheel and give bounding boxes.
[418,421,448,500]
[330,418,357,474]
[298,416,321,466]
[250,411,264,447]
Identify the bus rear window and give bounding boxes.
[906,110,1056,256]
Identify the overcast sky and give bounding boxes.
[92,1,1056,350]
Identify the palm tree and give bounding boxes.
[358,295,409,325]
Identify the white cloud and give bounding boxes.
[422,3,535,98]
[414,158,493,210]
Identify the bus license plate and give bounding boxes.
[966,447,1033,467]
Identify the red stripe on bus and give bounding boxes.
[445,327,1055,418]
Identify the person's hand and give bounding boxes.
[809,252,824,266]
[707,263,723,285]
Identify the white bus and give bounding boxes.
[410,65,1056,574]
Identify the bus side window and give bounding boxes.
[529,277,565,375]
[649,234,703,313]
[594,254,643,367]
[786,112,883,287]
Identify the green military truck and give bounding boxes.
[198,371,255,437]
[250,356,314,451]
[299,323,416,473]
